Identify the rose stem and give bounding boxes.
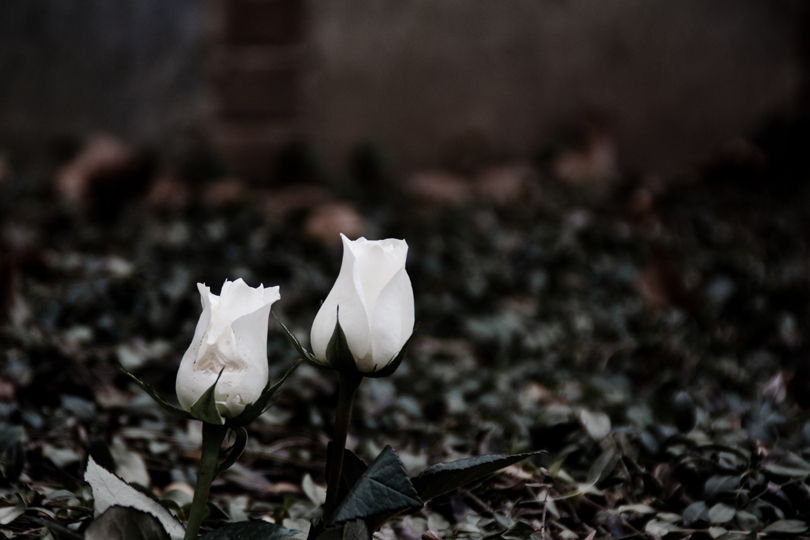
[184,422,228,540]
[323,372,363,523]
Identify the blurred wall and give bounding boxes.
[0,1,205,158]
[0,0,804,177]
[308,0,803,174]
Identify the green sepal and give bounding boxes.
[273,313,322,366]
[229,358,303,426]
[119,365,194,420]
[190,370,225,425]
[365,324,418,379]
[325,312,361,376]
[214,426,248,478]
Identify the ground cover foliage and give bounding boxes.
[0,159,809,540]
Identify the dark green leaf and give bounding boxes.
[230,358,303,426]
[704,475,739,499]
[708,503,736,524]
[199,520,298,540]
[326,313,360,375]
[683,501,710,525]
[120,366,193,420]
[761,520,809,535]
[273,313,320,365]
[412,451,541,501]
[331,446,422,525]
[84,506,170,540]
[4,440,24,482]
[190,371,224,425]
[326,444,368,502]
[317,520,370,540]
[366,325,418,379]
[214,426,248,478]
[763,453,810,478]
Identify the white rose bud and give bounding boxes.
[310,234,414,374]
[176,278,280,418]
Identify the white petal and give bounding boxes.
[176,280,279,417]
[347,236,408,317]
[368,267,414,372]
[311,235,371,363]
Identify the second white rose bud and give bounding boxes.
[310,234,415,374]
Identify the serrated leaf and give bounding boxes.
[331,446,422,525]
[704,475,739,499]
[190,372,224,425]
[214,426,247,478]
[708,503,735,524]
[85,506,169,540]
[229,359,303,426]
[84,456,185,540]
[325,445,368,503]
[199,520,298,540]
[121,367,193,420]
[412,452,541,501]
[762,520,809,535]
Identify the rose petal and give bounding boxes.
[311,235,371,363]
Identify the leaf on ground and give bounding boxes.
[708,503,735,524]
[85,506,169,540]
[704,475,740,499]
[0,496,25,526]
[412,452,541,501]
[761,520,809,535]
[84,456,185,540]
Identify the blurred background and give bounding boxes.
[0,0,807,179]
[2,2,810,536]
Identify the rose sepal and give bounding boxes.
[365,323,418,379]
[324,312,362,376]
[120,365,194,420]
[228,357,303,426]
[279,309,415,378]
[189,370,226,425]
[273,313,323,366]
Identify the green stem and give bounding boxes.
[184,422,228,540]
[323,372,363,523]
